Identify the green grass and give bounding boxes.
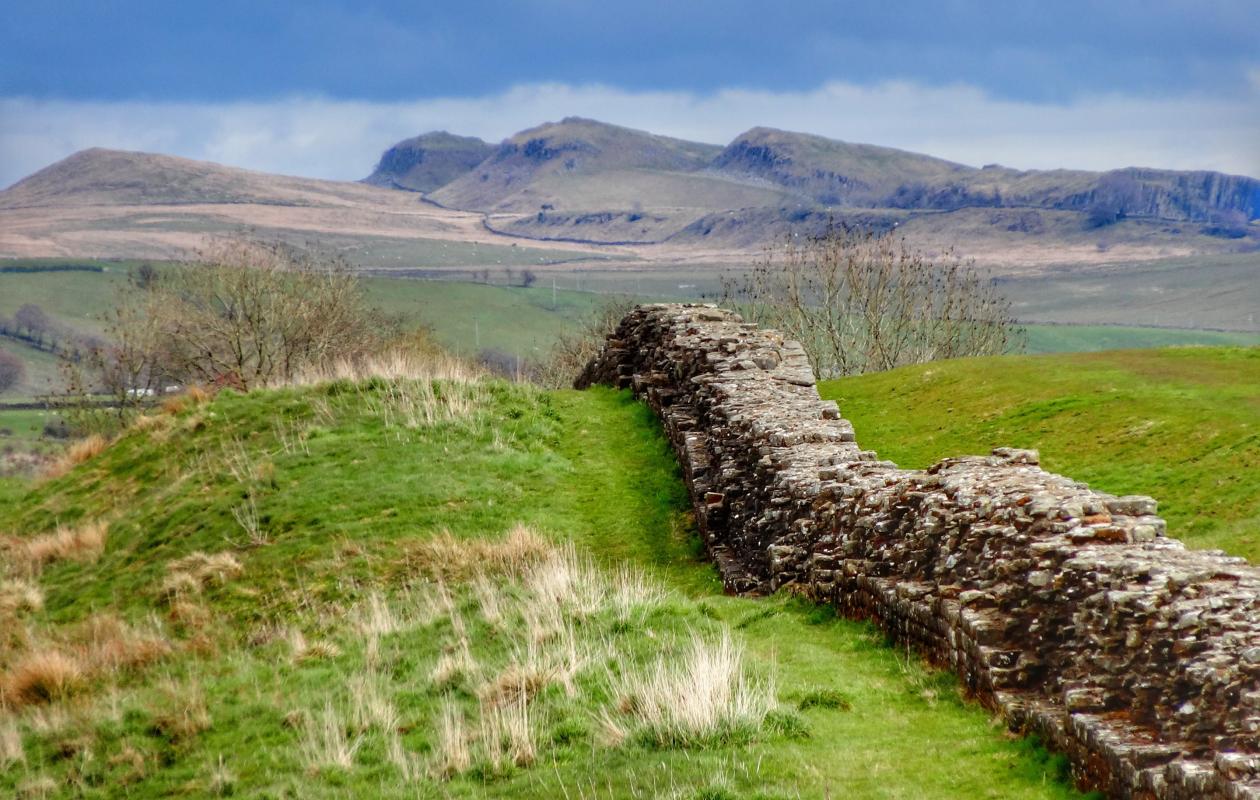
[1023,323,1260,353]
[362,278,606,358]
[0,378,1088,799]
[819,346,1260,561]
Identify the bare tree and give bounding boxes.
[153,238,385,389]
[54,236,391,432]
[0,349,24,393]
[13,304,51,344]
[533,296,638,388]
[723,223,1022,378]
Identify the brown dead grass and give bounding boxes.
[160,385,211,416]
[159,551,243,600]
[9,520,109,574]
[42,434,108,480]
[402,524,552,580]
[2,650,84,708]
[478,663,554,708]
[76,615,171,674]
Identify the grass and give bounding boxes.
[819,346,1260,561]
[0,372,1089,798]
[1023,323,1260,353]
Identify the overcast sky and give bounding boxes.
[2,1,1259,187]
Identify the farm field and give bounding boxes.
[820,346,1260,561]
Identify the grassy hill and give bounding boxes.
[820,346,1260,561]
[0,370,1088,798]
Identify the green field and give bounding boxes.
[4,262,1258,376]
[1022,323,1260,353]
[0,376,1088,799]
[820,346,1260,561]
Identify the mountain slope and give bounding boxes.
[0,148,410,209]
[712,127,974,206]
[363,131,494,192]
[430,117,737,213]
[707,128,1260,223]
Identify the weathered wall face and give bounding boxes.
[577,303,1260,800]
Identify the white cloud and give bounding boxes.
[2,80,1258,188]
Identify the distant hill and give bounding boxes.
[429,117,746,214]
[0,147,399,209]
[2,120,1257,271]
[708,127,1260,224]
[363,131,494,192]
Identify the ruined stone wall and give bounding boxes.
[577,303,1260,800]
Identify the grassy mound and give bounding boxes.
[820,346,1260,561]
[0,374,1087,798]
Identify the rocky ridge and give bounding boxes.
[578,303,1260,799]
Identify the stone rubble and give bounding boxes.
[577,303,1260,800]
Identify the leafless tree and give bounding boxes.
[54,236,391,432]
[0,349,24,393]
[13,304,51,344]
[533,295,638,388]
[152,238,385,390]
[722,222,1022,378]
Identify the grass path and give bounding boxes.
[0,382,1087,798]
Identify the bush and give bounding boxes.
[723,222,1023,378]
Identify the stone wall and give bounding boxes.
[577,303,1260,800]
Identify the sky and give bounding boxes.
[2,1,1259,187]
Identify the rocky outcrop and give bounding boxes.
[578,303,1260,800]
[364,132,493,193]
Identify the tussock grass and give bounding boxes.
[41,434,108,480]
[430,700,471,779]
[605,631,777,748]
[0,715,23,766]
[300,700,362,774]
[0,579,43,617]
[159,551,243,600]
[150,681,211,743]
[287,628,340,663]
[10,520,108,573]
[76,614,171,674]
[2,649,83,708]
[403,524,552,579]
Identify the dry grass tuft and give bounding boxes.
[151,682,211,743]
[160,551,243,600]
[129,414,171,434]
[431,638,478,689]
[15,520,109,572]
[42,434,109,480]
[479,695,536,770]
[77,615,172,674]
[430,700,471,779]
[160,385,211,416]
[0,579,44,617]
[478,662,554,709]
[288,628,341,663]
[0,715,24,766]
[2,649,84,708]
[300,701,362,774]
[300,348,483,386]
[607,631,775,748]
[404,524,552,580]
